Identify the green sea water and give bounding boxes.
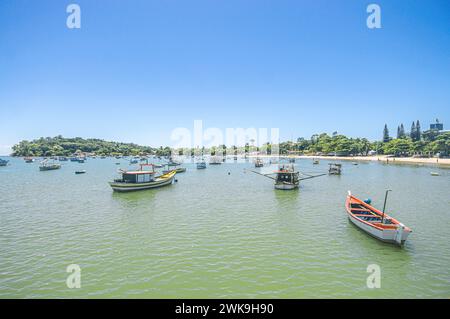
[0,156,449,298]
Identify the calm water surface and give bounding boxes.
[0,157,449,298]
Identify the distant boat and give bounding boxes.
[430,172,440,176]
[345,191,412,245]
[78,159,85,163]
[313,159,319,165]
[39,160,61,171]
[109,164,176,192]
[209,156,222,165]
[352,162,358,165]
[75,170,86,174]
[0,159,9,166]
[59,156,68,161]
[70,157,79,162]
[254,158,264,168]
[130,159,139,164]
[328,163,342,175]
[163,163,186,174]
[196,161,207,169]
[24,157,34,163]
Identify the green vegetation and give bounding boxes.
[274,122,449,157]
[11,136,156,157]
[11,121,450,158]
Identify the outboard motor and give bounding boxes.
[395,223,405,245]
[364,198,372,205]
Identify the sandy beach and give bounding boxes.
[250,154,450,167]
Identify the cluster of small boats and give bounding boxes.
[7,154,416,246]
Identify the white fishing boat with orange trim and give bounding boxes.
[345,191,412,245]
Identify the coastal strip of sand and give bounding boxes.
[249,154,450,167]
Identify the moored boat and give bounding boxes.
[328,163,342,175]
[196,161,206,169]
[39,160,61,171]
[249,164,325,190]
[0,159,9,166]
[255,158,264,168]
[209,156,222,165]
[75,170,86,174]
[24,157,34,163]
[345,191,412,245]
[109,164,177,192]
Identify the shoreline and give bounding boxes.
[251,154,450,167]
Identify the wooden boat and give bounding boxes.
[345,191,412,245]
[75,170,86,174]
[328,163,342,175]
[0,159,9,166]
[109,164,176,192]
[249,164,326,190]
[254,158,264,168]
[39,160,61,171]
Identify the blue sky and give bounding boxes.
[0,0,449,154]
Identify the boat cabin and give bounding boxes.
[119,171,155,183]
[328,163,342,175]
[116,164,157,183]
[275,165,299,185]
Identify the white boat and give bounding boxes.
[345,191,412,245]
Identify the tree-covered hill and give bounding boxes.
[11,136,155,157]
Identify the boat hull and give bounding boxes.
[109,173,176,192]
[274,183,298,190]
[347,213,411,244]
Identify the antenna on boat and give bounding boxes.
[381,189,392,224]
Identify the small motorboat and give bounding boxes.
[0,159,9,166]
[24,157,34,163]
[345,191,412,245]
[75,170,86,174]
[313,159,319,165]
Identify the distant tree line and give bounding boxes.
[11,136,159,157]
[12,122,449,158]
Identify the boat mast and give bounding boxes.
[381,189,392,224]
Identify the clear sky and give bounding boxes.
[0,0,449,154]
